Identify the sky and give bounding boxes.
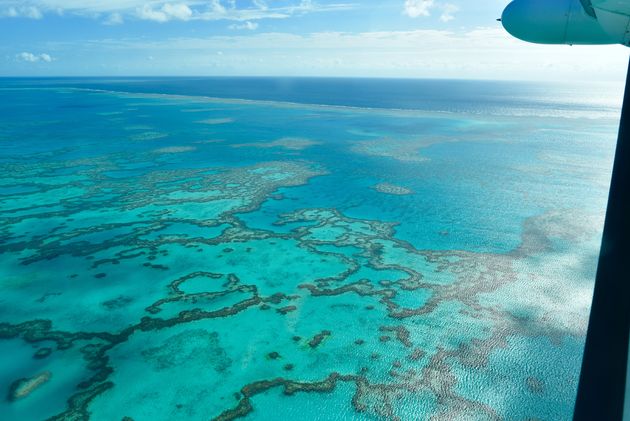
[0,0,628,80]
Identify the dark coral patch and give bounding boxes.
[408,348,425,361]
[33,347,53,360]
[308,330,332,349]
[277,306,297,315]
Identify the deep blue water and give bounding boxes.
[1,76,622,117]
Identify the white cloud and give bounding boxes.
[57,28,626,81]
[17,52,39,62]
[137,5,168,22]
[104,12,124,25]
[404,0,434,18]
[404,0,460,22]
[440,3,459,22]
[0,0,354,22]
[229,21,258,30]
[3,5,43,19]
[253,0,268,11]
[209,0,227,14]
[162,3,193,19]
[17,52,53,62]
[137,3,193,22]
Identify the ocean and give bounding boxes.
[0,77,623,420]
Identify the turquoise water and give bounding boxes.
[0,78,622,420]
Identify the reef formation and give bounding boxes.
[0,86,609,421]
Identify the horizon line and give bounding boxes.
[0,75,624,85]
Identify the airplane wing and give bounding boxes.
[591,0,630,16]
[502,0,630,45]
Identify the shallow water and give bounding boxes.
[0,78,622,420]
